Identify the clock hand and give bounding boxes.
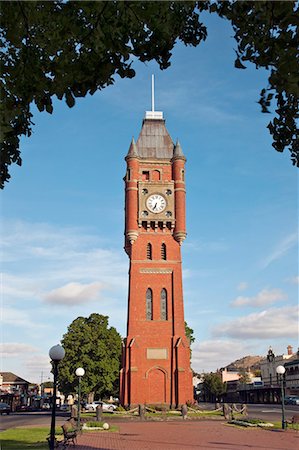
[153,203,157,210]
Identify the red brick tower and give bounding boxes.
[120,106,193,408]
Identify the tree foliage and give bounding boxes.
[211,1,299,166]
[0,1,298,188]
[202,372,226,402]
[237,368,251,384]
[57,313,122,399]
[185,321,195,346]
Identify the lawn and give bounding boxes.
[0,427,54,449]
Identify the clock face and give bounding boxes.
[146,194,166,213]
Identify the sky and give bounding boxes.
[1,12,298,385]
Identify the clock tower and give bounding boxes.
[120,104,193,408]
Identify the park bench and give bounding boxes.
[61,419,77,447]
[287,414,299,430]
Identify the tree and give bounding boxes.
[237,368,251,384]
[185,321,195,346]
[185,320,195,361]
[1,1,298,188]
[57,313,122,400]
[202,372,226,402]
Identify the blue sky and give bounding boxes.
[1,13,298,384]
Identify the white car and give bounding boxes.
[85,401,117,412]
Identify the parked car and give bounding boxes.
[42,402,51,410]
[289,396,299,405]
[85,401,117,412]
[0,402,11,415]
[60,404,70,412]
[285,395,298,405]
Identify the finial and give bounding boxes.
[145,74,163,120]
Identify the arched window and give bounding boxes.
[152,170,161,181]
[161,243,166,260]
[147,243,152,260]
[146,288,153,320]
[160,288,167,320]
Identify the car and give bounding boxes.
[85,401,117,412]
[60,404,70,412]
[289,396,299,406]
[285,395,298,405]
[41,402,51,410]
[0,402,11,415]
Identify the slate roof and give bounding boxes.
[136,119,175,159]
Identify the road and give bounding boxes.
[200,402,298,423]
[0,410,68,432]
[0,404,298,431]
[247,403,298,423]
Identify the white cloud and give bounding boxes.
[0,343,39,357]
[237,282,248,291]
[2,307,48,330]
[191,339,255,373]
[1,220,127,296]
[287,276,299,285]
[213,305,298,339]
[260,232,298,269]
[44,281,104,305]
[230,288,287,308]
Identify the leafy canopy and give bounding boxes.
[1,1,298,188]
[58,313,122,399]
[203,372,226,401]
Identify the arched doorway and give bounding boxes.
[148,368,166,404]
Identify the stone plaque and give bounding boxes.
[147,348,168,359]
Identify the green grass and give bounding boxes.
[272,420,299,430]
[0,427,62,449]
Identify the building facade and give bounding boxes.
[120,109,193,407]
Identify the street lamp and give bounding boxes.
[267,347,275,392]
[75,367,85,431]
[49,345,65,450]
[276,365,286,430]
[267,346,275,363]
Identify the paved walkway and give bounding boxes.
[75,420,298,450]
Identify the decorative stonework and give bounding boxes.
[140,268,173,274]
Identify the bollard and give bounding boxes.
[231,404,235,420]
[96,404,103,422]
[242,403,248,417]
[139,404,145,420]
[181,404,188,420]
[71,405,78,419]
[223,403,231,420]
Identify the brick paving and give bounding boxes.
[75,420,298,450]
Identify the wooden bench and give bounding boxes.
[287,414,299,430]
[61,420,77,447]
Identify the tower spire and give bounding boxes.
[145,75,163,120]
[151,74,155,112]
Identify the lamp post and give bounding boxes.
[276,365,286,430]
[49,345,65,450]
[75,367,85,431]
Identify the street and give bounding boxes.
[0,404,298,431]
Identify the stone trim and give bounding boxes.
[140,268,173,274]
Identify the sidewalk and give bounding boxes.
[75,420,298,449]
